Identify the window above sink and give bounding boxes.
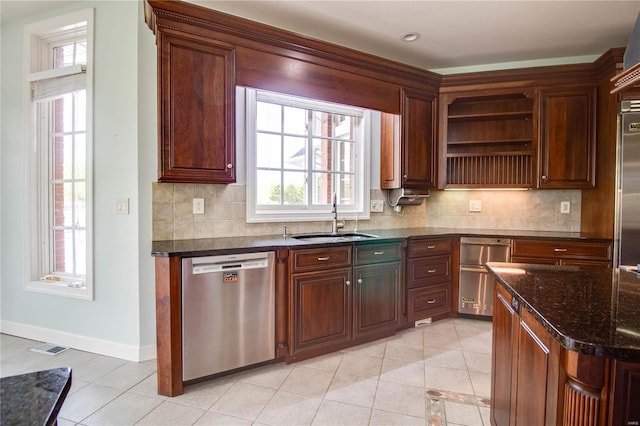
[244,88,372,222]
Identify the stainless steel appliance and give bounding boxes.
[616,101,640,271]
[459,237,512,317]
[182,251,275,381]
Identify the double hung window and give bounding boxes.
[25,9,94,299]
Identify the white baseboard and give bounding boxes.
[0,320,156,362]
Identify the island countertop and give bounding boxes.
[486,262,640,361]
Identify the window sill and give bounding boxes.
[26,280,92,300]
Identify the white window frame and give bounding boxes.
[245,88,371,223]
[23,9,94,300]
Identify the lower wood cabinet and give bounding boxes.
[291,268,352,353]
[492,280,640,426]
[512,238,613,266]
[406,237,453,322]
[491,283,562,425]
[353,262,400,340]
[288,242,401,361]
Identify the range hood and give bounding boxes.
[387,188,430,207]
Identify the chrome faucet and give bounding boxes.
[331,192,344,235]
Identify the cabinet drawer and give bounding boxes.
[407,284,450,322]
[354,242,401,265]
[407,255,451,288]
[291,246,352,272]
[408,238,452,258]
[512,239,612,262]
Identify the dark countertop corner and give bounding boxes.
[486,262,640,360]
[0,367,72,426]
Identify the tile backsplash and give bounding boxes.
[425,189,581,232]
[152,184,426,241]
[153,184,581,240]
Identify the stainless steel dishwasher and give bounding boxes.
[182,251,275,381]
[459,237,511,317]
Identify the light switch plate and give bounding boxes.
[193,198,205,215]
[116,198,129,215]
[371,199,384,212]
[560,201,571,214]
[469,199,482,212]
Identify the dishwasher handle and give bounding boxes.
[192,258,269,274]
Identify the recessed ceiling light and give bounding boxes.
[401,32,420,42]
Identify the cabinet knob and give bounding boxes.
[541,175,548,181]
[345,280,351,286]
[403,174,408,180]
[357,278,363,284]
[227,163,233,169]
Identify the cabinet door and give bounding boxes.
[291,268,352,354]
[539,86,596,188]
[353,262,400,339]
[514,308,561,425]
[401,89,437,189]
[491,283,518,426]
[158,32,236,183]
[609,360,640,426]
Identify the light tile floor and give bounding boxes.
[0,318,492,425]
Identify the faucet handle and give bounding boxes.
[282,225,288,238]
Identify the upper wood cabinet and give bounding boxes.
[538,85,597,188]
[157,31,236,183]
[380,89,437,190]
[438,89,536,189]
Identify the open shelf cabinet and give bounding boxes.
[440,91,537,188]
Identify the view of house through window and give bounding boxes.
[247,89,370,222]
[49,39,88,279]
[26,9,93,298]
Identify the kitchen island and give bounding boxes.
[486,263,640,426]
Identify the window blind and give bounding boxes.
[29,64,86,101]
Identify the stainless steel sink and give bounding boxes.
[292,232,379,243]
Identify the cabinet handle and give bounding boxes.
[345,280,351,286]
[554,248,567,252]
[428,269,437,273]
[317,256,330,261]
[357,278,363,284]
[541,175,548,181]
[227,163,233,169]
[374,251,385,255]
[427,299,436,304]
[403,174,408,180]
[427,245,436,249]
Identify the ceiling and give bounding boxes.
[2,1,639,73]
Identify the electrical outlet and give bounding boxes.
[560,201,571,214]
[116,198,129,215]
[193,198,205,215]
[371,199,384,212]
[469,199,482,212]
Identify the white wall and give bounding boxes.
[0,1,157,361]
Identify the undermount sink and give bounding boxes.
[291,232,379,243]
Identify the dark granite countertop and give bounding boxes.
[486,262,640,360]
[152,227,610,257]
[0,367,72,426]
